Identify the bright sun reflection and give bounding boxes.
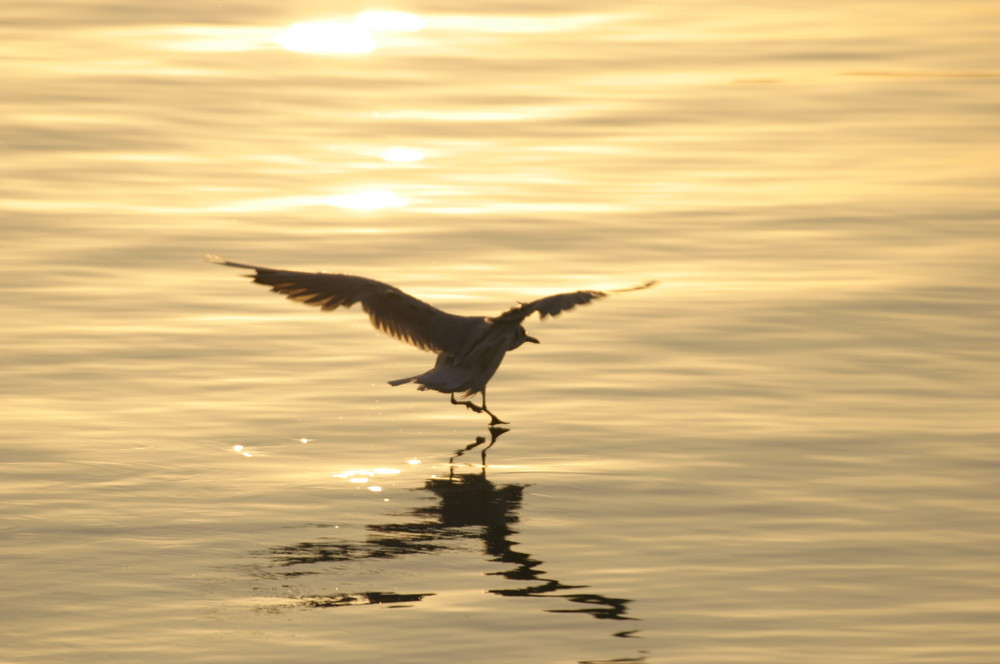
[273,22,375,54]
[380,147,425,162]
[274,11,423,55]
[333,467,400,495]
[328,189,408,210]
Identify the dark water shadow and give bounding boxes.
[249,428,640,637]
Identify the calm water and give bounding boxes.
[3,1,999,662]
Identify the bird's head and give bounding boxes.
[508,325,540,350]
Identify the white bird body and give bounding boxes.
[388,317,531,396]
[208,255,653,424]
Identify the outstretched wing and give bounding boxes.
[207,256,483,354]
[492,280,656,323]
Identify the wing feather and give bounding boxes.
[208,256,482,354]
[493,280,656,323]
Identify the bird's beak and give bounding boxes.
[525,335,540,344]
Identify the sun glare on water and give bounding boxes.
[273,11,424,55]
[273,22,376,54]
[380,147,426,162]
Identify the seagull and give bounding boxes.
[208,255,654,424]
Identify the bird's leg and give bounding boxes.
[479,388,508,426]
[451,393,484,414]
[450,391,508,425]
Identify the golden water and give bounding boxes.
[3,1,999,662]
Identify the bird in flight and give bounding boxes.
[208,255,654,424]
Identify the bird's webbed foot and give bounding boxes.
[450,393,484,414]
[450,393,508,425]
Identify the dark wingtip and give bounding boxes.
[206,255,268,274]
[615,280,657,293]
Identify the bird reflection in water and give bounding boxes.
[448,424,509,466]
[252,430,638,633]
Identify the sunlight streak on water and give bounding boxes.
[379,147,426,163]
[357,10,426,33]
[273,22,376,55]
[272,11,424,55]
[327,189,409,210]
[432,13,624,34]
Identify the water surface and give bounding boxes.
[3,1,999,662]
